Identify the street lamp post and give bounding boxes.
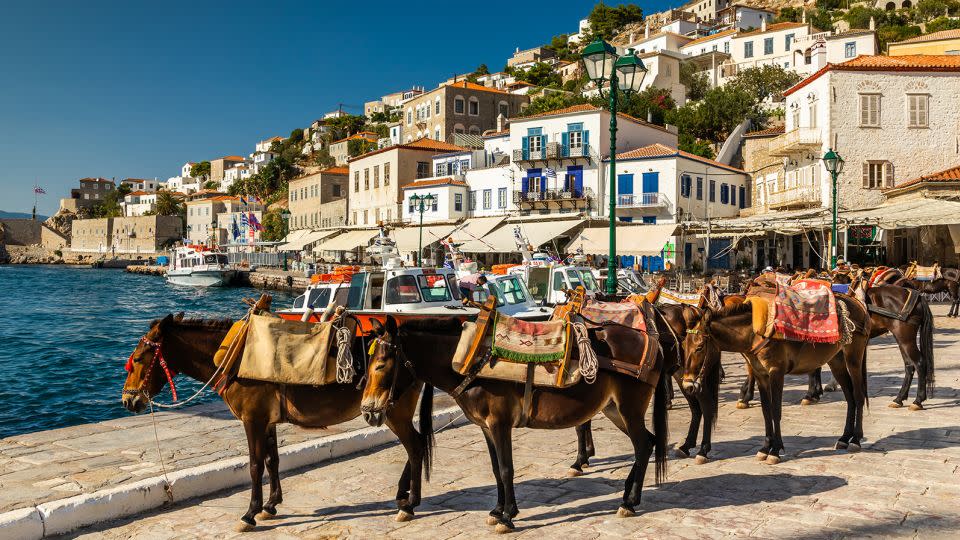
[410,193,435,267]
[581,40,647,294]
[822,148,845,269]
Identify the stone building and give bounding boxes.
[59,177,116,213]
[398,81,529,143]
[185,195,260,245]
[738,125,785,216]
[209,156,246,184]
[70,218,113,252]
[109,215,183,254]
[287,167,350,230]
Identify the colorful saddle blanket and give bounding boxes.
[657,288,704,307]
[490,312,568,364]
[911,264,941,282]
[580,299,647,332]
[774,279,840,343]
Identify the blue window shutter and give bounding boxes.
[521,175,529,192]
[583,130,589,153]
[642,216,657,224]
[619,216,633,223]
[642,172,659,193]
[522,136,529,160]
[561,132,569,156]
[617,174,634,195]
[569,166,583,195]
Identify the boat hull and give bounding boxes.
[166,270,234,287]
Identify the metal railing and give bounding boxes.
[768,128,822,156]
[228,251,283,267]
[513,188,592,203]
[766,185,822,209]
[617,192,670,208]
[512,141,591,161]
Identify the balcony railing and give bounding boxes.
[512,142,592,162]
[513,188,593,206]
[767,128,823,157]
[617,192,670,209]
[766,185,822,209]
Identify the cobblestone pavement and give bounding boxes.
[0,384,454,513]
[72,307,960,539]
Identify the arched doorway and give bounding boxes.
[885,1,896,9]
[901,0,912,7]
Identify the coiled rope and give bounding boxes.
[570,322,598,384]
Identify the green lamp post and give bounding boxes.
[581,40,647,294]
[822,148,845,268]
[410,193,436,266]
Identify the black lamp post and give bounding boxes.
[410,193,436,266]
[822,148,845,268]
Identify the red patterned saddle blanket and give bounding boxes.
[580,299,647,332]
[774,279,840,343]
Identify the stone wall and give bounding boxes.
[70,218,112,252]
[0,219,41,246]
[110,215,183,253]
[741,134,782,211]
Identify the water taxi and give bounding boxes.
[494,227,600,306]
[166,245,235,287]
[594,267,649,295]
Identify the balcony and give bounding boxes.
[617,192,671,209]
[513,188,593,211]
[766,185,823,210]
[767,128,823,157]
[512,142,592,164]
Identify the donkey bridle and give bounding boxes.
[123,336,179,402]
[359,337,418,414]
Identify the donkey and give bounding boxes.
[121,314,434,531]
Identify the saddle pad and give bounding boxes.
[831,284,850,294]
[238,314,339,385]
[580,299,647,332]
[658,288,702,306]
[491,312,567,363]
[774,279,840,343]
[914,264,940,282]
[451,321,580,388]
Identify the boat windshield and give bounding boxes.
[497,276,529,305]
[345,273,367,310]
[203,254,228,265]
[418,274,452,303]
[580,270,599,291]
[565,269,583,289]
[306,287,331,309]
[385,275,422,304]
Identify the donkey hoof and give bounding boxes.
[694,454,709,465]
[847,443,861,453]
[494,521,516,534]
[236,519,256,532]
[486,515,500,526]
[257,507,278,520]
[617,505,636,518]
[800,398,815,406]
[566,468,583,477]
[675,447,691,459]
[835,440,849,450]
[909,403,924,411]
[765,454,782,465]
[756,451,769,461]
[888,402,903,409]
[395,510,414,522]
[736,401,750,409]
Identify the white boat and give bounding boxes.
[166,245,235,287]
[594,267,649,295]
[499,226,600,306]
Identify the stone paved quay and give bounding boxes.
[50,307,960,538]
[0,390,455,514]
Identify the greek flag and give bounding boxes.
[544,167,557,179]
[240,212,249,228]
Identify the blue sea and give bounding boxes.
[0,265,295,438]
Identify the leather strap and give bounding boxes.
[459,296,497,375]
[516,363,536,428]
[450,352,489,398]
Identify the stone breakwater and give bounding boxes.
[122,266,311,293]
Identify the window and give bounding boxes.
[731,185,737,206]
[384,163,390,185]
[739,186,746,208]
[435,126,441,140]
[528,135,543,154]
[498,187,507,208]
[418,274,452,302]
[720,183,729,204]
[862,161,894,189]
[406,110,412,124]
[908,94,929,128]
[408,197,416,213]
[483,189,492,209]
[498,101,509,117]
[363,209,368,224]
[436,163,445,177]
[809,102,817,129]
[385,275,421,304]
[468,97,479,115]
[860,94,880,127]
[460,159,470,172]
[454,193,463,211]
[469,191,477,210]
[723,41,729,54]
[744,41,754,58]
[364,168,370,190]
[373,165,380,188]
[680,175,691,198]
[785,33,794,50]
[791,106,800,129]
[845,42,856,58]
[454,96,465,114]
[569,130,583,151]
[435,98,441,115]
[696,177,703,200]
[709,179,716,202]
[763,37,773,55]
[354,171,359,191]
[416,161,430,179]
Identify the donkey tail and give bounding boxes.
[919,295,936,391]
[418,383,435,481]
[653,360,670,485]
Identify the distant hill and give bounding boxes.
[0,211,48,221]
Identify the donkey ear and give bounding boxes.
[174,312,185,322]
[369,318,385,336]
[385,315,399,335]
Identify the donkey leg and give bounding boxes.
[385,413,423,520]
[762,368,786,464]
[891,361,914,408]
[570,422,592,475]
[755,376,775,460]
[489,423,518,533]
[482,430,506,527]
[738,361,755,409]
[801,368,823,405]
[828,357,857,450]
[676,389,702,459]
[239,421,269,531]
[898,337,926,410]
[260,426,282,519]
[696,365,721,464]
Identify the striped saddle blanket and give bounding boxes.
[657,288,704,307]
[491,312,568,364]
[774,279,840,343]
[580,299,647,332]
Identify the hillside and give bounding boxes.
[0,210,47,220]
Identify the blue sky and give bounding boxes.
[0,0,665,215]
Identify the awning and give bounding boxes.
[313,229,379,252]
[277,229,338,251]
[566,224,677,257]
[392,224,459,252]
[447,216,506,244]
[460,218,584,253]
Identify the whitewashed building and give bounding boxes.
[401,177,469,224]
[122,191,158,217]
[221,162,251,192]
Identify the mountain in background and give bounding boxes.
[0,210,48,220]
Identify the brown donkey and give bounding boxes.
[681,296,872,464]
[121,314,434,531]
[360,315,671,533]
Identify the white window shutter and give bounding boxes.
[884,162,895,188]
[862,163,870,188]
[860,96,868,126]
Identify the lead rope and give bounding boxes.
[147,400,174,501]
[571,322,598,384]
[335,325,355,384]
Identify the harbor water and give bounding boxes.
[0,265,295,438]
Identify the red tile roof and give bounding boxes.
[884,165,960,192]
[218,155,246,162]
[785,55,960,96]
[347,137,469,163]
[402,177,468,190]
[482,129,509,138]
[682,28,738,49]
[332,132,380,144]
[79,177,114,184]
[126,190,152,197]
[614,143,747,174]
[517,104,674,134]
[736,22,806,38]
[440,80,508,94]
[743,125,785,138]
[891,29,960,46]
[321,166,349,175]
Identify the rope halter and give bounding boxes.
[124,336,179,402]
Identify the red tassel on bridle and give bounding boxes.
[125,337,178,402]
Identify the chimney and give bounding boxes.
[629,32,635,43]
[645,20,650,38]
[869,16,875,31]
[761,18,767,32]
[497,113,506,132]
[647,110,654,123]
[802,10,806,24]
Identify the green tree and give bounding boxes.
[599,87,676,126]
[93,189,124,218]
[324,115,367,141]
[544,33,578,61]
[666,85,761,144]
[475,63,490,76]
[514,62,563,88]
[728,65,802,103]
[680,61,710,102]
[775,7,804,23]
[925,15,960,32]
[519,92,590,117]
[915,0,960,21]
[203,180,219,190]
[260,208,288,242]
[815,0,843,10]
[117,183,132,197]
[347,138,375,157]
[678,133,715,159]
[808,8,834,32]
[155,190,185,218]
[587,3,644,41]
[190,161,211,179]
